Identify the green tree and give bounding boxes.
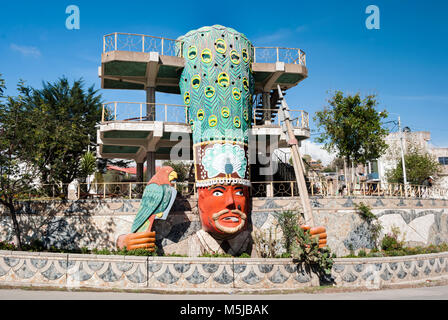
[386,146,441,185]
[0,76,38,249]
[162,160,191,182]
[18,77,102,189]
[322,157,345,173]
[314,91,389,169]
[0,76,102,249]
[79,151,96,181]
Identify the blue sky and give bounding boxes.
[1,0,447,147]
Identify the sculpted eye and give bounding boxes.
[235,190,243,196]
[213,190,224,196]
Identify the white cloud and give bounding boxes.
[299,141,335,165]
[10,44,41,58]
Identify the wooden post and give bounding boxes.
[129,183,132,199]
[277,85,314,226]
[114,33,118,51]
[142,35,145,52]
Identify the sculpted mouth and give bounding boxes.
[212,209,247,234]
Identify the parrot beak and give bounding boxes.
[168,171,178,185]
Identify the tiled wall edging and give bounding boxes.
[1,251,447,292]
[332,252,448,289]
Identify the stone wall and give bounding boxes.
[0,250,447,292]
[1,196,448,257]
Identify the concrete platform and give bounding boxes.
[97,121,310,161]
[99,51,308,94]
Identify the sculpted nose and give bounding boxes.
[224,190,236,209]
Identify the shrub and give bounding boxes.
[381,226,404,252]
[275,211,334,276]
[358,249,367,257]
[252,227,281,258]
[355,202,382,250]
[274,210,299,253]
[0,241,16,251]
[199,252,233,258]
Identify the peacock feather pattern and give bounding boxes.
[177,25,254,187]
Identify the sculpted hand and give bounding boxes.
[116,231,156,251]
[300,225,327,248]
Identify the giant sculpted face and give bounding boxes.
[198,185,250,240]
[178,25,255,243]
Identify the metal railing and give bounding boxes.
[103,32,182,57]
[9,181,448,201]
[103,32,307,66]
[74,182,196,199]
[251,180,448,199]
[102,102,189,123]
[252,47,306,65]
[253,109,309,129]
[102,102,310,130]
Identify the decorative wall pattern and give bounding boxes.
[1,197,448,257]
[1,250,447,291]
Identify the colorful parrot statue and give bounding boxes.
[130,166,178,233]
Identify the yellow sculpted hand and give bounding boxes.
[116,231,156,251]
[300,225,327,248]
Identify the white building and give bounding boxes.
[376,131,448,188]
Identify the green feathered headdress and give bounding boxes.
[178,25,254,187]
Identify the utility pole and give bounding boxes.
[398,115,408,196]
[277,85,315,226]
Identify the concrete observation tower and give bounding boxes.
[97,25,310,192]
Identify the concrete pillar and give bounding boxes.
[146,87,156,121]
[136,162,144,183]
[145,86,156,181]
[262,92,271,125]
[146,152,156,181]
[265,153,274,197]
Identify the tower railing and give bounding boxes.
[101,102,189,123]
[101,102,309,130]
[103,32,182,57]
[103,32,307,66]
[14,181,448,200]
[252,109,309,129]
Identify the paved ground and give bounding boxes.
[1,284,448,300]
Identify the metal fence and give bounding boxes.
[103,32,307,66]
[74,182,196,199]
[251,180,448,199]
[252,47,306,65]
[102,102,189,123]
[16,181,448,201]
[103,33,182,57]
[253,109,309,129]
[101,102,310,130]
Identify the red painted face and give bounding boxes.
[197,185,250,239]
